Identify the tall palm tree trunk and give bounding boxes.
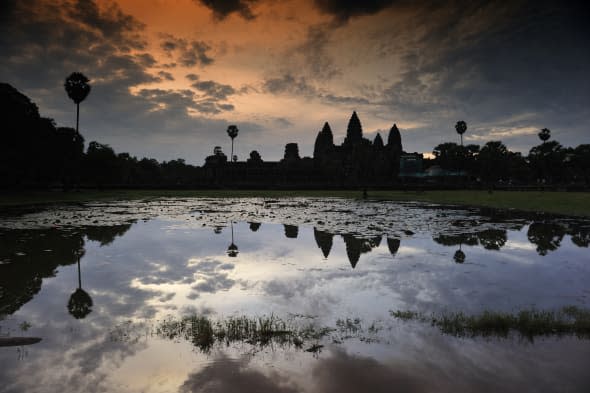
[77,257,82,289]
[231,139,234,163]
[76,103,80,135]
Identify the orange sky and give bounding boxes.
[3,0,587,163]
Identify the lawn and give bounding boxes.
[0,189,588,217]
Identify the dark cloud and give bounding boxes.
[298,25,341,80]
[67,0,146,48]
[0,0,255,163]
[372,1,590,152]
[263,73,317,96]
[159,33,214,67]
[194,0,259,21]
[179,356,299,393]
[313,350,427,393]
[313,0,397,22]
[185,73,200,81]
[157,70,175,81]
[192,80,236,100]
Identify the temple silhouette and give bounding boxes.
[202,111,405,187]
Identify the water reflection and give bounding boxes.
[284,224,299,239]
[2,214,589,321]
[226,222,239,257]
[1,202,590,393]
[67,257,93,319]
[387,238,400,258]
[0,224,131,318]
[314,228,333,258]
[248,222,261,232]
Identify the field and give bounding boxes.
[1,189,589,216]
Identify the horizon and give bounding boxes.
[1,1,589,165]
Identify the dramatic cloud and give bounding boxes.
[192,79,236,101]
[194,0,259,20]
[159,33,214,67]
[313,0,397,22]
[1,0,588,162]
[179,356,299,393]
[263,73,317,96]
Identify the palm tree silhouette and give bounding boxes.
[226,125,239,163]
[538,128,551,144]
[64,72,91,136]
[455,120,467,146]
[453,243,465,263]
[67,256,93,319]
[227,222,239,257]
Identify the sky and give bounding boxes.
[1,0,589,164]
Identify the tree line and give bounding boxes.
[427,121,590,187]
[1,73,589,189]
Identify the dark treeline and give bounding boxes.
[2,82,589,189]
[1,82,202,189]
[425,139,590,188]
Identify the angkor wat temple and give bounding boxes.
[202,111,404,187]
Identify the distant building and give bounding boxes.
[399,153,424,177]
[203,111,405,186]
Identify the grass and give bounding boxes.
[0,189,589,216]
[154,314,331,353]
[391,306,590,341]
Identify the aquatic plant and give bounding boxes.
[390,306,590,341]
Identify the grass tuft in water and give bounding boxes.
[155,314,324,352]
[390,306,590,340]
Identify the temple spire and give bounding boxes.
[344,111,363,146]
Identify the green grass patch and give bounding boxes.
[1,189,589,216]
[390,306,590,340]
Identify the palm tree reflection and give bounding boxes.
[67,256,93,319]
[227,222,239,257]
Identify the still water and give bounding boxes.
[0,198,589,392]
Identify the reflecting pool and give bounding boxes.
[0,198,589,392]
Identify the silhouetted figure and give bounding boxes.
[227,222,239,257]
[67,256,93,319]
[313,228,333,258]
[284,224,298,239]
[455,120,467,146]
[248,222,261,232]
[387,238,401,258]
[226,125,239,164]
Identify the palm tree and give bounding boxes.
[64,72,91,136]
[226,125,239,163]
[455,120,467,146]
[227,222,239,257]
[538,128,551,144]
[67,256,93,319]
